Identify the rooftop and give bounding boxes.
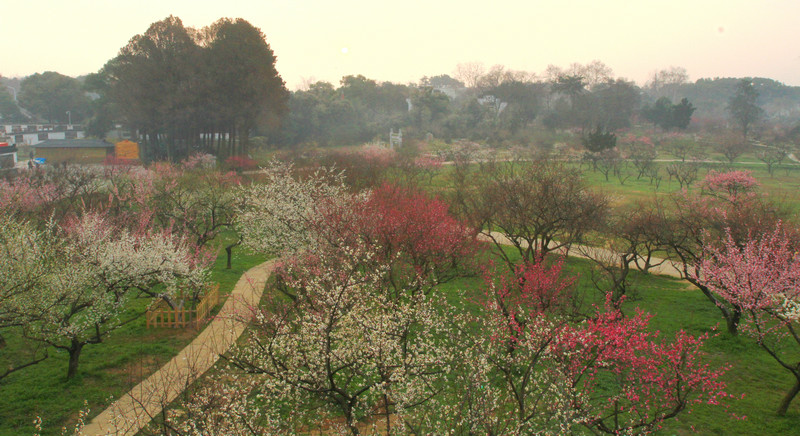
[34,139,113,149]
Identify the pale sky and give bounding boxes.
[3,0,800,89]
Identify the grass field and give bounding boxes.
[0,245,266,436]
[418,154,800,214]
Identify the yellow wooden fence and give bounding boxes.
[146,285,220,329]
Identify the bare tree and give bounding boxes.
[646,66,689,101]
[579,204,668,307]
[756,143,790,176]
[458,160,608,273]
[454,62,486,89]
[713,133,750,165]
[665,162,700,189]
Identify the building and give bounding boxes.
[33,139,115,164]
[1,124,85,146]
[0,141,17,169]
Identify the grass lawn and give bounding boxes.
[424,157,800,214]
[0,245,266,436]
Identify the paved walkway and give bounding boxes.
[481,231,685,279]
[82,260,275,436]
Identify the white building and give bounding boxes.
[1,124,85,146]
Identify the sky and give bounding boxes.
[3,0,800,89]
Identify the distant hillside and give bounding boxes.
[647,77,800,122]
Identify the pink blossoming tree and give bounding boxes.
[698,222,800,415]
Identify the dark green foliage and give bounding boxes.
[642,96,673,129]
[582,126,617,152]
[552,74,586,105]
[279,78,410,147]
[642,96,696,130]
[490,80,544,132]
[96,16,288,161]
[419,74,464,89]
[594,79,641,130]
[648,76,799,121]
[546,77,640,133]
[409,86,451,131]
[728,78,765,139]
[18,72,91,124]
[671,97,696,129]
[0,89,23,123]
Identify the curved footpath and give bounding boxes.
[480,231,685,279]
[82,260,275,436]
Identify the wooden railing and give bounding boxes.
[146,285,220,329]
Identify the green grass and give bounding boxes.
[419,155,800,213]
[0,246,266,436]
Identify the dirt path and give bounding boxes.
[81,260,275,436]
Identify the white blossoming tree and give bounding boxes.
[0,213,58,379]
[236,160,352,256]
[12,212,209,379]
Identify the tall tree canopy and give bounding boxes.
[0,88,23,123]
[728,78,764,139]
[95,16,288,161]
[18,72,90,124]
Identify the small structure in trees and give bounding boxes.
[146,285,220,329]
[389,128,403,149]
[34,139,114,164]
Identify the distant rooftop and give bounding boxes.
[34,139,113,149]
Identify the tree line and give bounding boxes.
[84,16,289,161]
[3,21,799,158]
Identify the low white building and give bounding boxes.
[0,124,85,146]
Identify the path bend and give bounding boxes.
[82,260,275,436]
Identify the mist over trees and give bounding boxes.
[4,26,800,156]
[275,61,798,149]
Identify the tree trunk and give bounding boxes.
[726,307,742,336]
[67,340,84,379]
[225,238,241,270]
[696,283,740,335]
[777,378,800,416]
[226,244,234,270]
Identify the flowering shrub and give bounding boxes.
[0,175,58,215]
[700,170,760,203]
[225,155,257,171]
[413,155,444,170]
[182,152,217,170]
[360,145,397,167]
[619,133,654,147]
[557,300,730,434]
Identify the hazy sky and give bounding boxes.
[3,0,800,89]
